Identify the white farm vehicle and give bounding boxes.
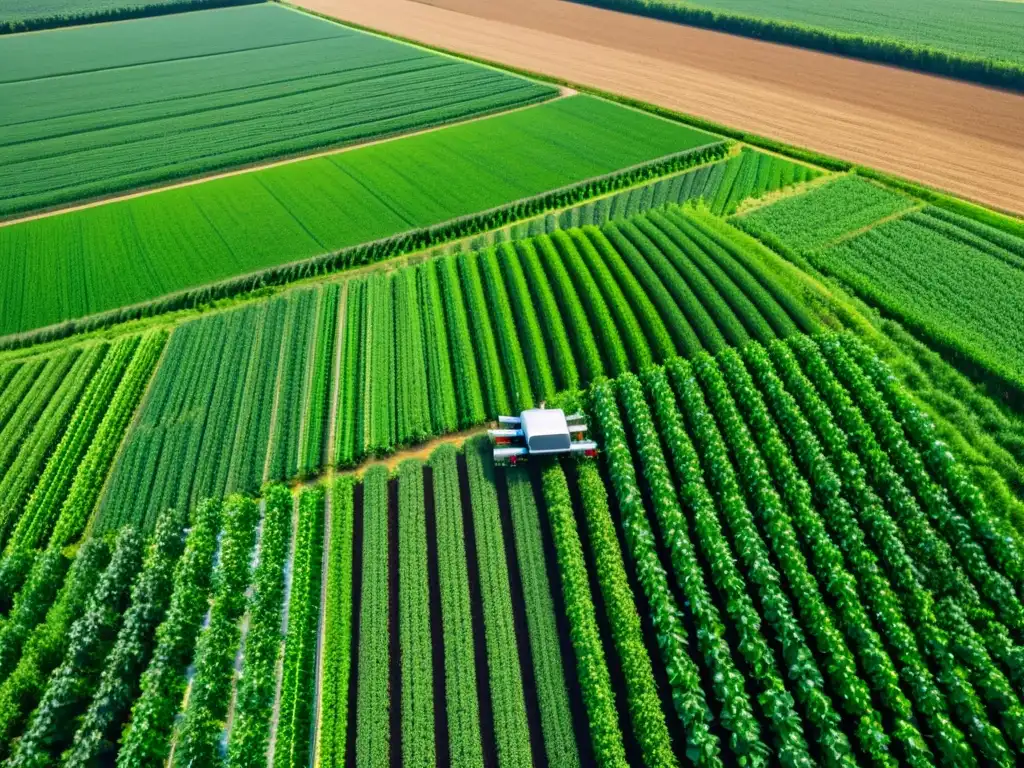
[488,408,598,466]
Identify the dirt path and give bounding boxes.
[336,427,490,477]
[0,93,569,229]
[293,0,1024,215]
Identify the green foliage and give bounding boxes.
[173,495,259,766]
[514,239,580,392]
[117,498,221,768]
[807,214,1024,399]
[64,506,188,765]
[0,4,556,217]
[464,439,531,768]
[428,445,484,767]
[395,270,431,445]
[551,230,631,376]
[0,95,720,339]
[5,527,144,768]
[397,462,435,768]
[535,233,605,383]
[436,257,487,428]
[417,263,459,434]
[355,466,390,768]
[226,485,293,768]
[4,336,138,553]
[301,285,341,476]
[458,251,511,418]
[497,243,558,404]
[505,468,579,766]
[0,548,69,682]
[317,477,356,768]
[739,175,917,251]
[335,280,366,467]
[539,463,622,767]
[573,462,677,768]
[480,248,535,411]
[0,0,260,34]
[590,379,723,767]
[0,538,109,762]
[274,486,325,768]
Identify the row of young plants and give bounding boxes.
[417,263,460,435]
[299,284,341,478]
[397,461,436,767]
[172,496,260,766]
[481,250,535,412]
[318,476,356,768]
[227,485,294,768]
[464,441,532,767]
[571,460,678,768]
[0,537,110,761]
[354,466,390,768]
[614,372,774,767]
[539,463,626,767]
[5,527,145,767]
[589,378,724,767]
[428,446,484,767]
[268,289,320,483]
[642,365,839,766]
[505,469,579,766]
[274,487,325,768]
[4,336,138,554]
[395,271,432,446]
[699,342,935,766]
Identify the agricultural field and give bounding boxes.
[0,94,720,337]
[574,0,1024,88]
[0,1,1023,767]
[92,199,825,533]
[0,3,557,216]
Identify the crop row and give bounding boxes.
[428,445,484,767]
[398,461,435,767]
[506,468,578,766]
[274,486,325,768]
[117,499,222,767]
[172,496,260,765]
[539,463,624,767]
[227,485,294,768]
[590,333,1024,765]
[318,476,356,768]
[355,466,390,768]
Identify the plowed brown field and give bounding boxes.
[293,0,1024,215]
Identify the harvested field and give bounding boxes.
[295,0,1024,214]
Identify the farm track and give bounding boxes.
[295,0,1024,215]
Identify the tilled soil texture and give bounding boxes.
[294,0,1024,215]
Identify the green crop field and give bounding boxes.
[0,4,1023,767]
[0,3,557,216]
[0,0,251,31]
[0,94,718,337]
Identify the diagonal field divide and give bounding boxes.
[293,0,1024,216]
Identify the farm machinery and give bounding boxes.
[488,408,598,466]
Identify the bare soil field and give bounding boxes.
[294,0,1024,214]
